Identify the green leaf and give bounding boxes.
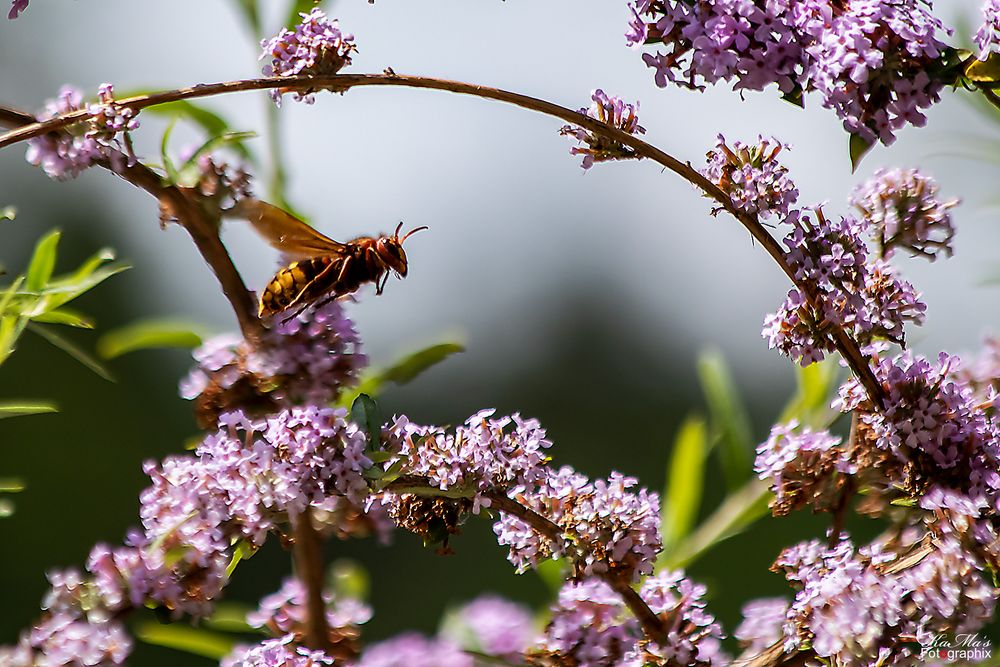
[226,540,258,578]
[328,559,371,602]
[203,603,255,633]
[0,478,26,492]
[661,416,707,550]
[0,498,13,518]
[0,206,15,221]
[30,308,94,329]
[0,401,58,419]
[697,350,752,490]
[177,132,258,185]
[39,260,130,312]
[98,320,204,359]
[160,117,181,185]
[849,132,874,172]
[138,99,254,162]
[135,623,236,660]
[778,358,839,428]
[534,558,568,594]
[340,342,464,406]
[28,323,114,382]
[25,229,61,292]
[966,53,1000,84]
[661,479,771,570]
[350,394,382,451]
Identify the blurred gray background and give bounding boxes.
[1,0,997,662]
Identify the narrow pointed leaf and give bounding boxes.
[25,230,60,292]
[28,323,114,382]
[340,342,464,406]
[134,98,254,162]
[0,478,25,492]
[849,133,874,172]
[98,320,204,359]
[350,394,382,451]
[697,350,752,490]
[0,206,15,221]
[160,117,180,185]
[0,401,58,419]
[178,131,258,185]
[661,416,707,549]
[30,308,94,328]
[135,623,236,660]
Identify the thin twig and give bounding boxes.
[0,108,261,341]
[0,74,884,404]
[292,507,333,653]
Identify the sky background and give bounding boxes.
[1,0,998,662]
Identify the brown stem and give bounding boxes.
[0,108,260,341]
[292,507,332,653]
[0,74,884,404]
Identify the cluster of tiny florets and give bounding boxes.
[976,1,1000,59]
[754,421,854,516]
[382,409,551,512]
[26,84,140,180]
[703,135,799,219]
[353,633,472,667]
[260,9,357,104]
[493,466,661,581]
[527,574,724,666]
[180,301,366,427]
[762,208,925,365]
[442,595,536,661]
[851,167,958,260]
[734,598,789,657]
[629,0,950,144]
[560,89,645,169]
[773,534,995,663]
[224,635,335,667]
[836,351,1000,512]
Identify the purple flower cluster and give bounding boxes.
[382,409,551,512]
[754,421,854,516]
[248,577,371,638]
[442,595,536,660]
[702,135,799,219]
[224,635,335,667]
[628,0,950,144]
[180,300,366,427]
[762,208,925,365]
[851,167,958,260]
[7,0,27,19]
[353,634,472,667]
[26,83,139,180]
[529,574,724,666]
[560,89,645,169]
[772,534,994,663]
[260,9,357,104]
[976,1,1000,59]
[836,351,1000,512]
[734,598,789,656]
[493,466,661,581]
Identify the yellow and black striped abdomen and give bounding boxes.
[259,256,339,317]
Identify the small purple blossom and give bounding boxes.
[734,598,789,656]
[382,409,551,512]
[223,635,334,667]
[26,84,140,181]
[851,168,958,260]
[836,351,1000,512]
[493,466,661,581]
[975,1,1000,59]
[703,135,799,219]
[248,577,371,638]
[442,595,536,660]
[7,0,27,19]
[261,9,357,104]
[629,572,726,665]
[353,633,472,667]
[180,301,366,427]
[629,0,950,144]
[560,89,645,169]
[754,421,854,516]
